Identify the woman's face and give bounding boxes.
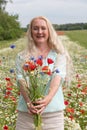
[31,18,49,45]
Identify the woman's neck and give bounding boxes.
[37,44,51,58]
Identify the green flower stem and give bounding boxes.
[34,114,42,130]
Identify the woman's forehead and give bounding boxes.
[32,18,47,26]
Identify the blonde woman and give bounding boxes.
[15,16,72,130]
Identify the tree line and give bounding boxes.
[53,23,87,31]
[23,22,87,33]
[0,0,23,40]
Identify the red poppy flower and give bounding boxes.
[5,77,10,81]
[3,125,9,130]
[77,84,81,87]
[36,59,43,66]
[69,115,74,120]
[6,87,13,91]
[42,66,52,75]
[6,82,13,87]
[68,93,71,96]
[66,108,74,113]
[79,102,83,106]
[64,100,69,105]
[80,109,85,114]
[29,62,37,71]
[4,95,9,99]
[47,58,54,64]
[6,91,11,95]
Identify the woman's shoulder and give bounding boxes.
[50,50,65,59]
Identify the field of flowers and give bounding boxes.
[0,35,87,130]
[61,36,87,130]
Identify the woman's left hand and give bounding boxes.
[34,95,52,114]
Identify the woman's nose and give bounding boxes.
[38,28,42,33]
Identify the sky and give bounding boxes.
[6,0,87,27]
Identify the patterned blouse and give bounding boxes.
[15,50,66,112]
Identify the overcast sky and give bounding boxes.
[6,0,87,27]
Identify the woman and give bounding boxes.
[15,16,72,130]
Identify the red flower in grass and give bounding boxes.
[4,95,9,99]
[5,77,10,81]
[81,86,87,94]
[79,102,83,107]
[6,87,13,91]
[47,58,54,64]
[66,107,74,113]
[80,109,85,114]
[68,93,71,96]
[69,115,74,120]
[10,96,16,103]
[3,125,9,130]
[64,100,69,105]
[77,84,81,87]
[6,81,13,87]
[6,91,11,96]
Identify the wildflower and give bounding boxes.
[55,69,60,73]
[42,66,52,75]
[6,81,13,87]
[5,77,11,81]
[79,102,83,107]
[10,69,15,73]
[64,100,69,105]
[36,58,43,66]
[3,125,9,130]
[69,115,74,120]
[10,44,16,49]
[77,84,81,87]
[6,87,13,91]
[80,109,85,114]
[47,58,54,64]
[66,107,74,113]
[68,93,71,96]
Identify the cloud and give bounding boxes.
[6,0,87,27]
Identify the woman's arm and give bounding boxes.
[34,54,66,114]
[18,79,37,114]
[34,75,61,114]
[18,79,30,103]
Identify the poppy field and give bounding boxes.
[0,34,87,130]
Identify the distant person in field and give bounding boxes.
[15,16,73,130]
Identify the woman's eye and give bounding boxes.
[32,26,47,31]
[41,27,46,30]
[33,27,38,30]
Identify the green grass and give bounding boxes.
[0,39,18,49]
[64,30,87,49]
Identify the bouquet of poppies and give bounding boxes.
[22,56,57,130]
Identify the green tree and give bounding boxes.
[0,0,12,10]
[0,0,23,40]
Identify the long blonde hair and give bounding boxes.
[26,16,73,86]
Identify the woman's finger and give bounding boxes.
[37,106,45,114]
